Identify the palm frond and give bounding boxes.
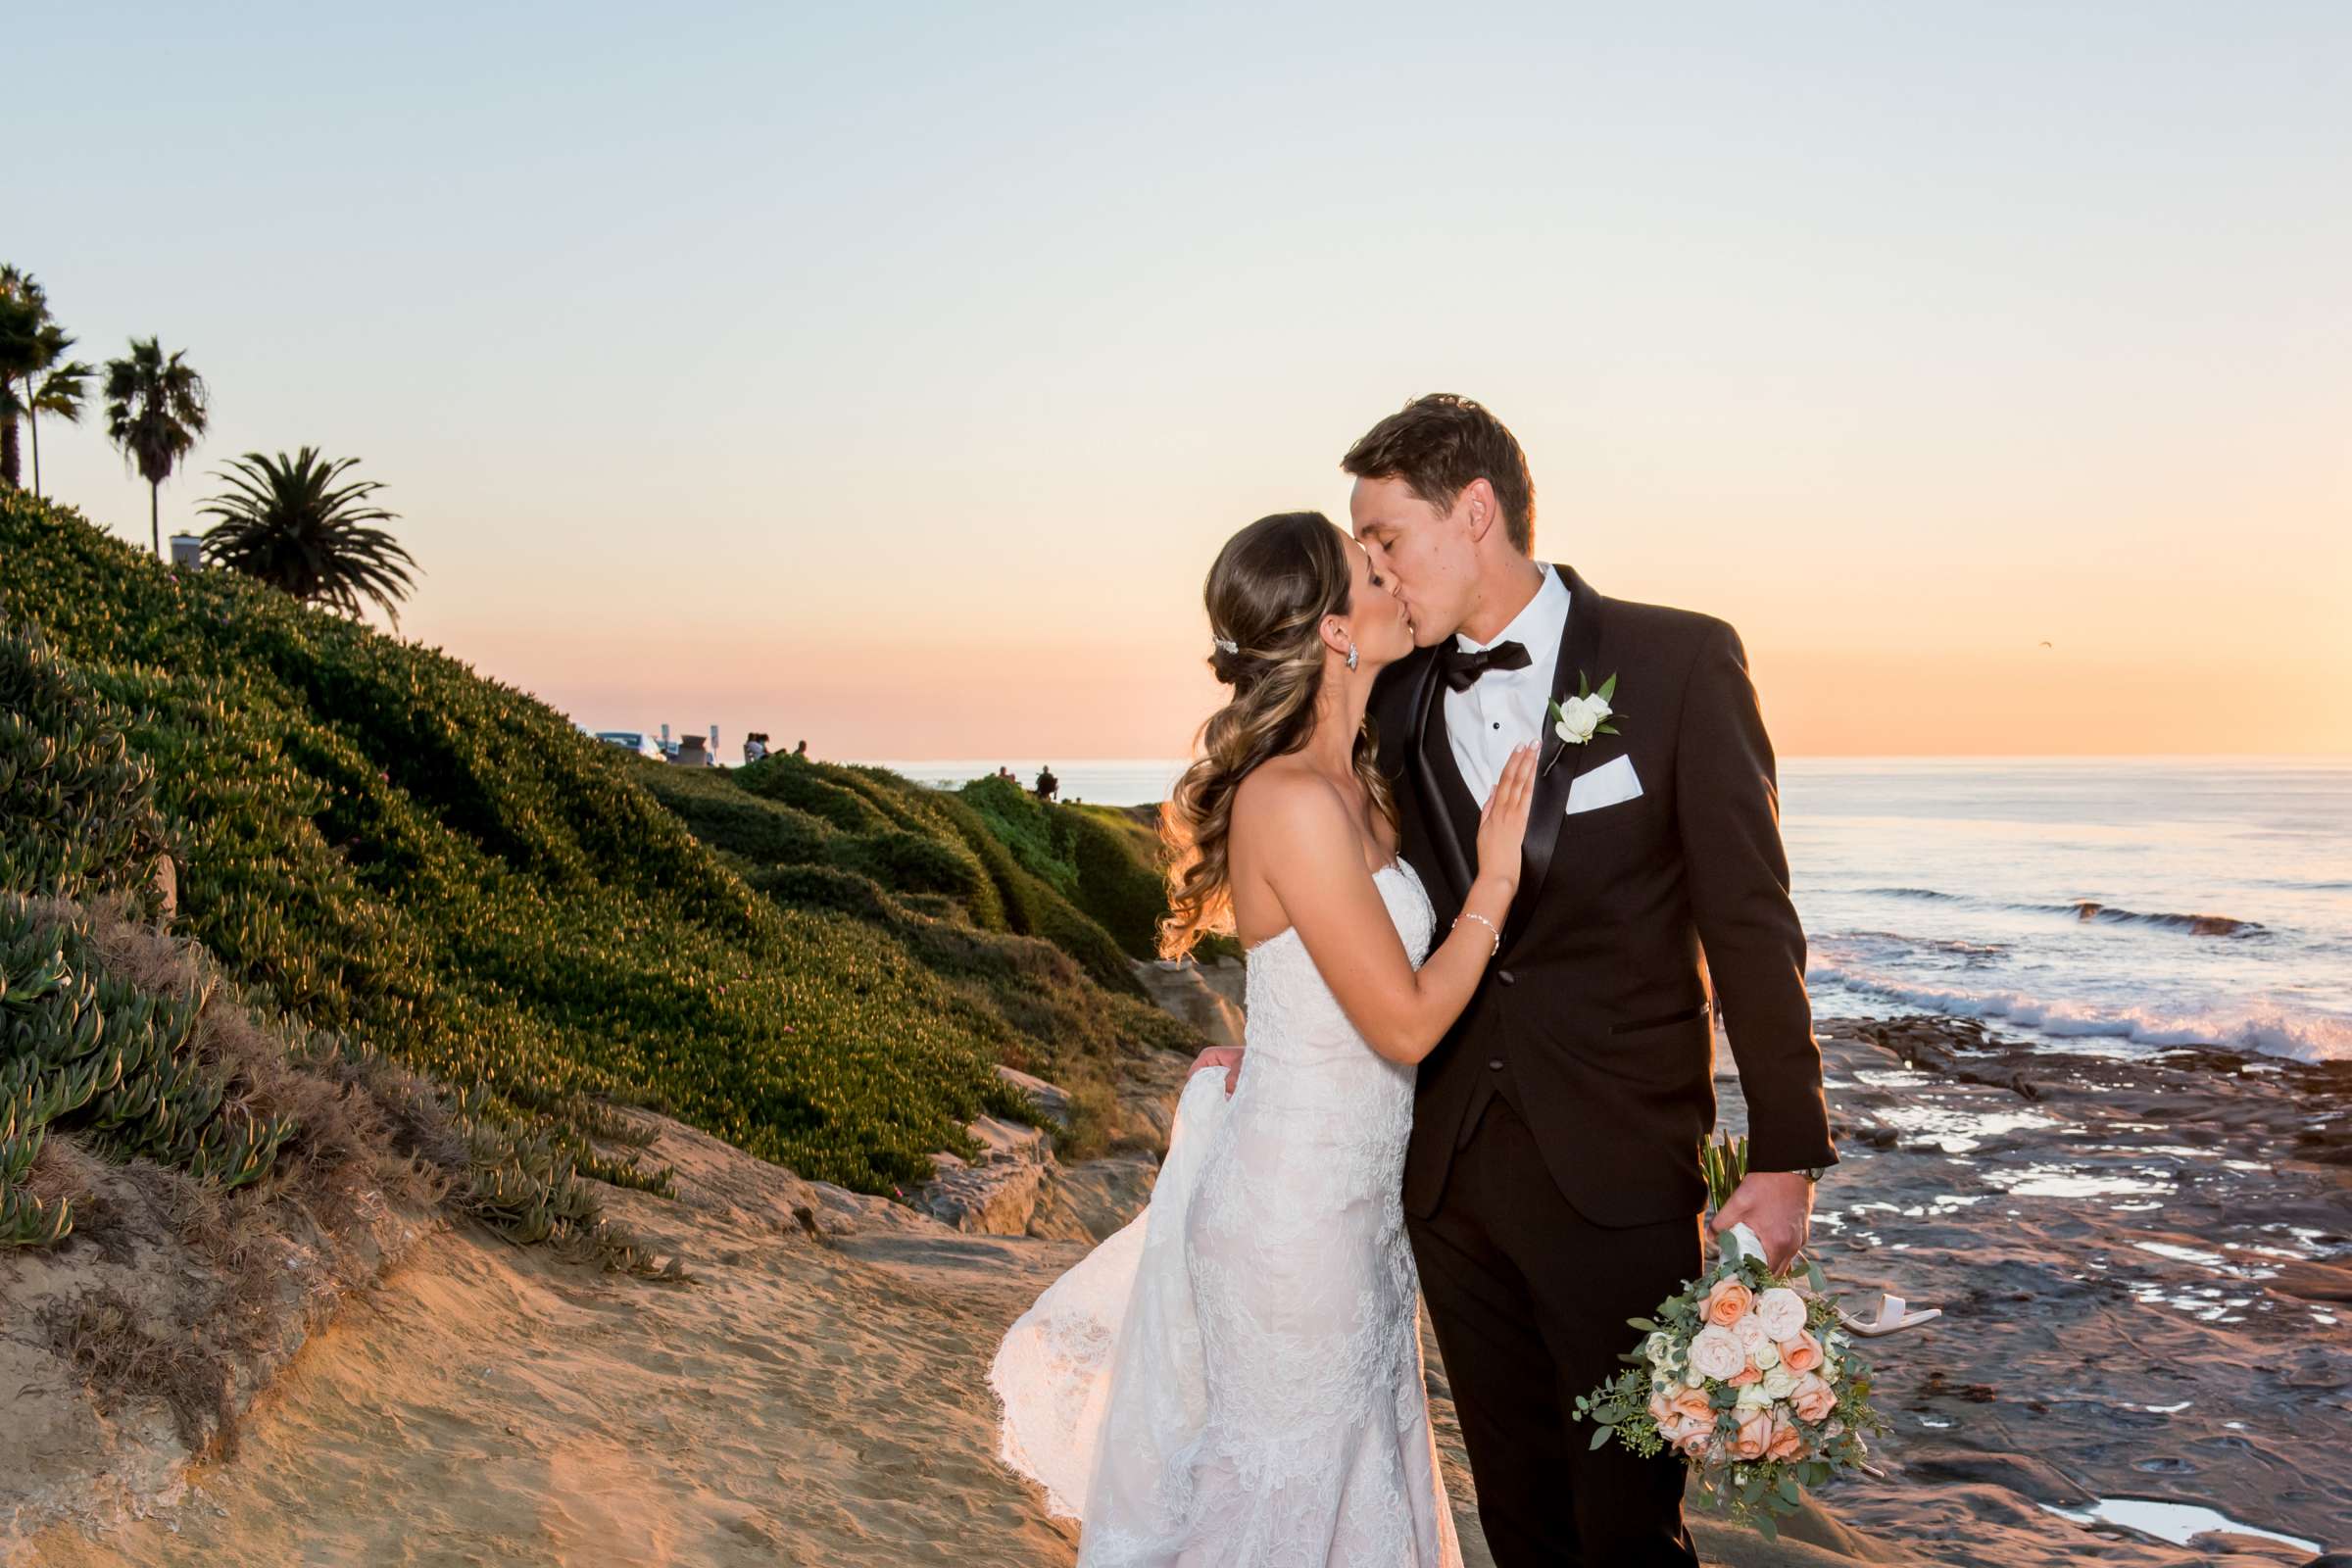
[198,447,420,630]
[103,336,209,487]
[29,325,90,420]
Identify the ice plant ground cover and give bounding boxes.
[1572,1134,1890,1544]
[0,491,1199,1204]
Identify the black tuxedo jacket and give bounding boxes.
[1369,564,1837,1227]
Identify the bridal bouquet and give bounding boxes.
[1570,1135,1889,1543]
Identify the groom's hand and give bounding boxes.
[1709,1171,1814,1274]
[1188,1046,1245,1096]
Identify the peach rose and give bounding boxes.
[1729,1409,1773,1461]
[1648,1389,1678,1427]
[1688,1324,1745,1383]
[1766,1409,1806,1461]
[1790,1372,1837,1424]
[1672,1387,1716,1424]
[1704,1275,1755,1326]
[1671,1416,1716,1459]
[1782,1329,1825,1374]
[1727,1363,1762,1388]
[1753,1286,1808,1344]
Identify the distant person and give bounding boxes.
[744,731,769,764]
[1034,764,1059,804]
[793,739,809,760]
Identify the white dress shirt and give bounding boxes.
[1445,564,1569,803]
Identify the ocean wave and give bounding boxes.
[1854,885,2265,937]
[2054,901,2267,938]
[1825,930,2013,958]
[1806,963,2352,1064]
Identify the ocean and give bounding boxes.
[862,757,2352,1065]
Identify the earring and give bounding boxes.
[1346,641,1359,671]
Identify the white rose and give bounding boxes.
[1761,1363,1800,1400]
[1643,1332,1673,1368]
[1687,1324,1745,1383]
[1731,1314,1772,1363]
[1736,1379,1775,1411]
[1553,695,1602,745]
[1754,1287,1807,1344]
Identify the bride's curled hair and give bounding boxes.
[1159,512,1396,958]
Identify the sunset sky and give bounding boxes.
[21,3,2350,759]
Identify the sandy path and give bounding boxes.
[24,1115,1091,1568]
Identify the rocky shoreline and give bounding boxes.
[1760,1014,2352,1565]
[906,985,2352,1564]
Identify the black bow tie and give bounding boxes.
[1442,639,1533,692]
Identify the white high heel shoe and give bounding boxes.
[1718,1223,1943,1336]
[1836,1292,1942,1337]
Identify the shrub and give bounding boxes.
[957,774,1080,894]
[0,622,170,915]
[953,780,1179,962]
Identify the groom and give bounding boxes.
[1351,394,1837,1565]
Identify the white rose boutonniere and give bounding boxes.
[1544,671,1623,772]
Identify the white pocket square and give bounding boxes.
[1565,753,1642,814]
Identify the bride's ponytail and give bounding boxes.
[1159,513,1396,959]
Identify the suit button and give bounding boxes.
[1488,1058,1504,1070]
[1496,969,1516,987]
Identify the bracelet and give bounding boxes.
[1451,910,1499,956]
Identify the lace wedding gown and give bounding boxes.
[991,859,1463,1567]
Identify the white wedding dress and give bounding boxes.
[991,858,1463,1567]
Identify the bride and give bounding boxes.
[991,511,1537,1566]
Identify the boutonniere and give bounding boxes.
[1543,671,1622,774]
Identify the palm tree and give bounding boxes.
[103,337,209,556]
[24,324,93,499]
[0,266,44,489]
[198,447,419,629]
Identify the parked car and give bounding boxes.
[590,730,665,761]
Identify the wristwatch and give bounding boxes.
[1796,1165,1829,1183]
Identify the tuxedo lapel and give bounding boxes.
[1410,651,1478,906]
[1513,564,1607,935]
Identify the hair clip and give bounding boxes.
[1212,636,1238,655]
